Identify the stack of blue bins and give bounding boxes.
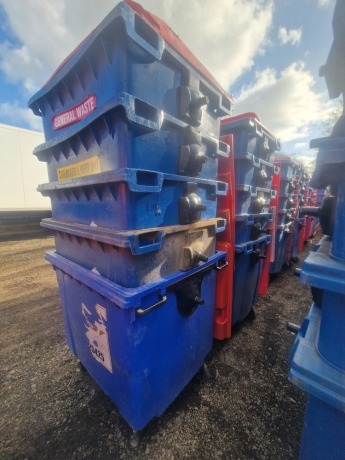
[220,114,280,324]
[270,156,299,274]
[289,136,345,459]
[289,163,304,262]
[310,187,324,236]
[28,1,232,434]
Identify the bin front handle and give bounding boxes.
[214,260,228,271]
[136,295,167,316]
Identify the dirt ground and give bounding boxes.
[0,233,316,460]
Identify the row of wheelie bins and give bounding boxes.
[217,113,279,324]
[27,0,318,438]
[289,137,345,459]
[28,0,233,435]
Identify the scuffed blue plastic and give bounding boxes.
[232,234,271,324]
[41,217,225,287]
[28,2,232,141]
[34,93,229,181]
[38,168,227,229]
[46,250,227,431]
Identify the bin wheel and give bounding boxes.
[78,361,87,374]
[130,431,139,448]
[290,256,299,263]
[247,307,256,321]
[202,363,211,380]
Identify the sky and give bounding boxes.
[0,0,338,167]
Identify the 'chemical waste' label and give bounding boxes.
[57,155,100,180]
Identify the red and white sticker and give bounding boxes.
[52,95,97,130]
[82,302,113,373]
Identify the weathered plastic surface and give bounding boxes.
[46,249,227,431]
[298,217,306,252]
[289,303,345,407]
[38,168,227,229]
[42,217,225,287]
[269,228,290,274]
[232,234,271,325]
[300,236,345,371]
[258,236,272,296]
[34,93,229,181]
[217,134,236,247]
[235,185,275,215]
[28,1,232,141]
[214,241,234,340]
[221,113,281,160]
[234,213,273,244]
[234,154,278,189]
[310,136,345,188]
[331,179,345,262]
[299,395,345,460]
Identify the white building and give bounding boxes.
[0,123,50,211]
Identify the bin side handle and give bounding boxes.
[136,295,167,316]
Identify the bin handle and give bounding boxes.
[136,295,167,316]
[214,260,228,271]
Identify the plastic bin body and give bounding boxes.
[217,134,236,247]
[234,154,278,189]
[28,2,232,142]
[289,303,345,460]
[42,217,225,287]
[232,234,271,325]
[234,213,273,244]
[269,227,289,274]
[46,249,227,431]
[34,95,229,181]
[214,135,235,339]
[214,241,234,340]
[299,395,345,460]
[235,185,275,215]
[221,113,281,160]
[38,169,226,229]
[298,217,306,252]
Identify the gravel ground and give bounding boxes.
[0,235,316,459]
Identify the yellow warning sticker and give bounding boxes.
[57,156,101,181]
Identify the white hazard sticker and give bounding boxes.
[82,302,113,373]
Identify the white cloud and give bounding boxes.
[278,27,302,46]
[294,142,308,150]
[0,0,274,95]
[235,62,331,142]
[318,0,332,7]
[0,101,43,131]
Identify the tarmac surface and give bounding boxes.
[0,234,315,459]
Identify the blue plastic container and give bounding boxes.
[46,249,227,431]
[221,115,281,160]
[232,234,271,325]
[269,227,290,274]
[299,395,345,460]
[290,218,303,260]
[289,304,345,460]
[34,93,229,181]
[41,217,225,287]
[276,209,294,227]
[234,213,273,244]
[38,168,227,229]
[234,154,278,188]
[235,185,275,215]
[278,192,295,212]
[28,2,232,141]
[300,236,345,371]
